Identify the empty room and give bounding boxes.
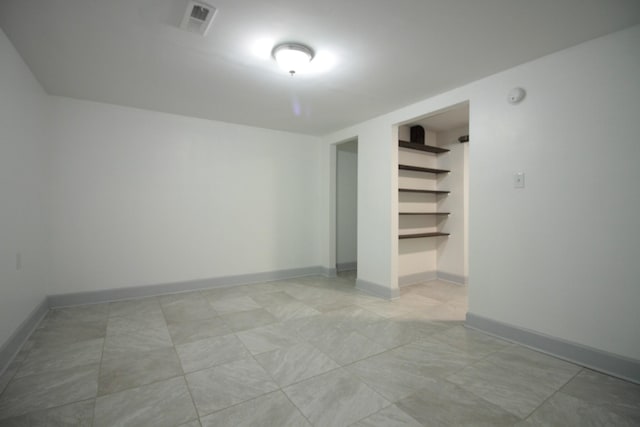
[1,1,639,426]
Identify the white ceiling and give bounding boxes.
[1,0,638,135]
[415,103,470,132]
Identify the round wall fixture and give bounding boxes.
[507,87,526,104]
[272,43,314,76]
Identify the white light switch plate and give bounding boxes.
[514,172,525,188]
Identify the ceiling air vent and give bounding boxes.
[180,1,217,36]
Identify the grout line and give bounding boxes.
[520,367,584,422]
[8,277,625,426]
[159,296,200,424]
[91,323,109,427]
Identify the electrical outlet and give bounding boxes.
[514,172,525,188]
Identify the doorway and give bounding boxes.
[336,140,358,281]
[396,102,469,319]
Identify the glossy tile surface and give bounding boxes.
[199,391,310,427]
[309,327,387,365]
[517,392,637,426]
[0,364,99,419]
[255,342,339,386]
[98,346,183,395]
[236,323,303,355]
[94,376,197,427]
[185,358,278,416]
[447,346,581,418]
[283,368,389,427]
[176,333,250,373]
[2,275,639,426]
[0,399,95,426]
[168,316,232,345]
[396,377,520,426]
[219,308,278,332]
[160,292,217,324]
[352,404,423,427]
[15,338,103,378]
[559,369,640,424]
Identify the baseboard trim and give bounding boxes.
[466,312,640,385]
[322,267,338,278]
[437,271,468,285]
[0,298,49,377]
[336,262,357,273]
[48,266,328,308]
[398,270,467,286]
[398,271,437,287]
[356,279,399,300]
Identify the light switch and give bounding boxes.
[514,172,525,188]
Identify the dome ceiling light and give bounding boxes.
[272,43,314,76]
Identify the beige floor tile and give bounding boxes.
[255,342,339,387]
[0,399,95,426]
[176,334,250,373]
[0,364,99,420]
[98,346,182,395]
[185,358,278,416]
[283,368,389,427]
[3,275,637,426]
[200,391,310,427]
[94,376,197,427]
[397,378,520,426]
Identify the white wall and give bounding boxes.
[326,123,396,291]
[336,143,357,267]
[436,126,468,282]
[468,25,640,360]
[0,29,49,347]
[322,24,640,359]
[48,98,322,294]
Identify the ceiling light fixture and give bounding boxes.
[272,43,314,76]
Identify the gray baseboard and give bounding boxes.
[437,271,467,285]
[466,313,640,385]
[48,265,328,308]
[356,279,399,300]
[0,298,49,377]
[0,265,350,377]
[398,271,437,287]
[322,267,338,278]
[336,262,357,273]
[398,270,467,286]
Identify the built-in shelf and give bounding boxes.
[399,232,450,239]
[399,188,450,194]
[399,164,450,174]
[399,212,450,216]
[399,140,449,154]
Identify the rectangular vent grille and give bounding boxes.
[190,5,209,22]
[180,1,217,36]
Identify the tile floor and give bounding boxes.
[0,274,639,426]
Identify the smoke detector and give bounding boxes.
[180,1,217,36]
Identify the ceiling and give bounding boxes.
[415,103,469,133]
[1,1,638,135]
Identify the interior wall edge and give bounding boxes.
[466,312,640,385]
[321,267,338,278]
[0,298,48,379]
[436,271,468,285]
[336,262,357,273]
[398,271,437,287]
[398,271,468,287]
[356,278,399,300]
